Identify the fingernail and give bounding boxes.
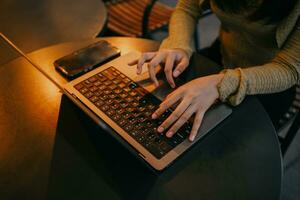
[173,70,180,77]
[158,127,164,133]
[189,135,195,142]
[152,113,157,119]
[166,131,173,137]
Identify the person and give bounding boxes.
[129,0,300,141]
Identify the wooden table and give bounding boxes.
[0,37,282,200]
[0,0,107,65]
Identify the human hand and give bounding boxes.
[128,49,190,88]
[152,74,224,141]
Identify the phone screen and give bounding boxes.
[54,41,120,78]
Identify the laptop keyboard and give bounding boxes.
[74,66,192,159]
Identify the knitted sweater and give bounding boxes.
[160,0,300,105]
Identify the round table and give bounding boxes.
[0,37,282,200]
[0,0,107,55]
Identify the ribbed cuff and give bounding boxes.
[217,68,247,106]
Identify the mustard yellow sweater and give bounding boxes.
[160,0,300,105]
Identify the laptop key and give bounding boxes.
[90,96,99,103]
[84,91,93,98]
[75,83,84,90]
[95,100,104,107]
[79,87,89,94]
[88,76,98,82]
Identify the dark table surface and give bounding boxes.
[0,0,107,65]
[0,35,21,66]
[0,37,282,200]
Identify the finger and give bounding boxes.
[136,52,156,74]
[157,99,191,133]
[164,54,176,88]
[152,91,183,119]
[189,110,204,142]
[148,52,166,69]
[128,59,138,66]
[173,57,189,78]
[166,105,195,137]
[147,63,159,87]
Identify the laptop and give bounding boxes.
[63,51,232,171]
[0,33,232,171]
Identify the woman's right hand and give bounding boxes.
[128,48,190,88]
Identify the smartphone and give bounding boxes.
[54,40,120,79]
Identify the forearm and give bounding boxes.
[160,0,204,58]
[218,62,299,105]
[218,20,300,106]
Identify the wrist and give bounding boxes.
[210,74,224,99]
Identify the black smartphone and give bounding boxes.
[54,40,120,79]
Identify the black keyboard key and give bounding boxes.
[84,91,93,98]
[120,102,129,108]
[126,107,135,113]
[160,142,173,153]
[107,110,115,116]
[147,144,165,159]
[95,100,104,107]
[94,81,102,86]
[90,96,99,103]
[109,84,117,90]
[113,88,122,94]
[124,124,133,132]
[102,69,116,80]
[118,119,126,127]
[117,109,125,115]
[99,85,107,90]
[84,80,94,88]
[100,105,109,111]
[103,90,112,95]
[94,91,102,96]
[97,73,107,81]
[129,91,138,97]
[104,80,112,86]
[88,76,98,82]
[100,95,109,100]
[90,86,98,92]
[79,87,89,94]
[113,79,121,84]
[124,77,131,83]
[119,93,128,98]
[75,83,84,90]
[123,87,131,92]
[106,99,114,105]
[112,115,121,121]
[124,113,131,119]
[118,82,126,88]
[111,103,119,110]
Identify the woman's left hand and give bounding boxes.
[152,74,224,141]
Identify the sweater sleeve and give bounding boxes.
[218,19,300,106]
[159,0,205,58]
